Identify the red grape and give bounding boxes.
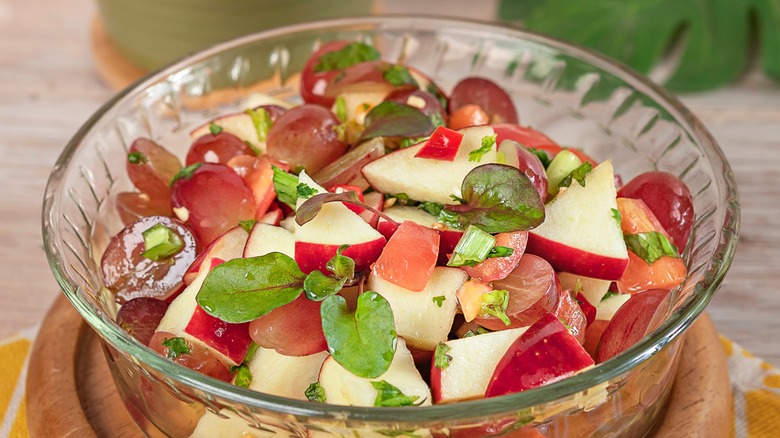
[449,77,518,125]
[448,104,489,130]
[116,297,169,345]
[266,104,347,174]
[149,331,232,382]
[185,131,255,166]
[323,61,405,98]
[126,138,182,203]
[101,216,198,303]
[115,191,172,226]
[248,295,327,356]
[300,40,351,107]
[170,163,256,245]
[617,171,694,250]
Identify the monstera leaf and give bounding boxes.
[500,0,780,91]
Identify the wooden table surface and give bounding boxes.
[2,0,779,366]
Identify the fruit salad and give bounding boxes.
[103,40,695,418]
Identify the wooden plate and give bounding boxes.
[25,295,732,437]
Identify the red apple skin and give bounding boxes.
[577,292,597,326]
[596,289,672,363]
[248,295,327,356]
[414,126,463,161]
[295,238,386,275]
[552,291,587,345]
[485,313,595,397]
[460,231,528,282]
[526,233,629,281]
[183,306,253,365]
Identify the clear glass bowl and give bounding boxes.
[42,17,739,437]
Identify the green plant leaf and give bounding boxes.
[360,101,434,141]
[624,231,680,264]
[371,380,421,407]
[196,253,306,323]
[499,0,778,91]
[320,292,397,378]
[313,41,381,72]
[303,270,346,301]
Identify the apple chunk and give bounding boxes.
[362,125,497,204]
[183,225,248,286]
[318,338,432,406]
[367,267,467,351]
[526,161,628,280]
[247,348,328,398]
[243,223,294,258]
[190,112,263,153]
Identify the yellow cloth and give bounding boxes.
[1,328,778,437]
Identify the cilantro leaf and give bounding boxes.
[526,147,552,169]
[320,292,396,378]
[170,162,203,186]
[432,295,446,307]
[360,101,434,141]
[611,208,622,224]
[371,380,421,407]
[480,290,511,326]
[469,134,497,162]
[624,231,680,265]
[313,42,381,72]
[296,183,317,200]
[444,164,545,233]
[196,253,306,323]
[162,337,190,359]
[434,342,452,369]
[305,382,327,402]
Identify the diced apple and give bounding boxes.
[183,226,249,286]
[526,161,629,280]
[596,289,671,363]
[317,338,432,407]
[367,267,467,351]
[294,172,386,274]
[595,292,631,321]
[558,272,611,311]
[430,327,529,403]
[372,221,440,292]
[190,112,263,153]
[247,348,328,398]
[243,223,294,258]
[485,313,595,397]
[362,125,498,204]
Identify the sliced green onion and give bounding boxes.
[272,165,299,209]
[334,96,347,122]
[546,149,582,197]
[245,107,272,142]
[141,224,183,260]
[447,225,496,267]
[480,289,511,326]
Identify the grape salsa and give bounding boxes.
[101,40,694,412]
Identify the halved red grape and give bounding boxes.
[101,216,198,303]
[476,254,560,330]
[115,191,172,226]
[170,163,256,245]
[300,40,351,107]
[149,331,232,382]
[617,171,694,250]
[449,77,518,124]
[126,138,182,202]
[312,137,385,189]
[248,295,327,356]
[185,131,255,166]
[116,297,169,345]
[266,104,347,174]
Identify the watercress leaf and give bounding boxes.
[371,380,421,407]
[321,292,396,378]
[445,164,545,233]
[303,270,346,301]
[624,231,680,265]
[313,42,381,73]
[360,101,434,141]
[196,253,306,323]
[327,244,355,280]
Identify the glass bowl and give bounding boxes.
[42,16,739,437]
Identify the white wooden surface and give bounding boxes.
[1,0,779,366]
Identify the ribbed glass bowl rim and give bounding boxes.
[43,16,739,423]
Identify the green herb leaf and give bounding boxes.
[611,208,622,224]
[487,245,514,259]
[238,219,257,234]
[417,202,461,229]
[360,101,434,141]
[245,107,272,142]
[434,343,452,369]
[162,337,190,359]
[371,380,421,407]
[526,147,552,169]
[272,165,298,209]
[209,123,223,135]
[296,183,317,200]
[399,136,429,148]
[624,231,680,265]
[382,65,419,88]
[321,292,396,378]
[447,225,497,267]
[432,295,446,308]
[469,134,497,162]
[196,253,306,323]
[305,382,327,402]
[326,244,355,280]
[127,151,147,165]
[463,326,492,337]
[303,270,346,301]
[231,363,252,388]
[141,224,183,261]
[480,290,511,326]
[602,290,619,302]
[559,162,593,188]
[334,96,347,122]
[170,162,203,186]
[444,164,545,233]
[313,42,381,73]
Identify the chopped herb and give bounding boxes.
[487,245,514,259]
[463,326,491,337]
[601,291,619,301]
[432,295,446,307]
[624,231,680,265]
[371,380,421,407]
[434,343,452,369]
[231,363,252,388]
[209,123,223,135]
[238,219,257,234]
[313,42,380,72]
[527,147,552,169]
[450,194,467,204]
[272,165,299,209]
[480,290,511,326]
[612,208,622,224]
[127,151,147,165]
[558,316,574,332]
[447,225,497,267]
[245,107,272,142]
[162,337,190,359]
[296,183,317,200]
[399,136,428,148]
[559,162,593,188]
[429,112,446,129]
[305,382,327,402]
[334,96,347,122]
[382,65,419,88]
[141,224,183,260]
[469,134,497,162]
[170,162,203,186]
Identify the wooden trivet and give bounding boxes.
[90,17,146,91]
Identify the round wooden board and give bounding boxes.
[26,295,732,437]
